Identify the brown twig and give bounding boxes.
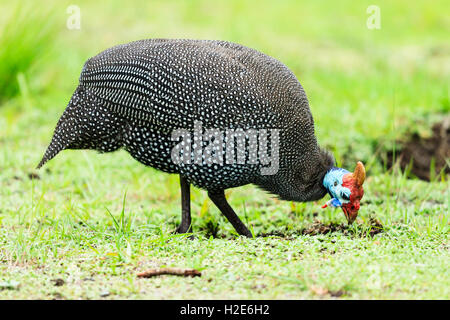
[137,268,202,278]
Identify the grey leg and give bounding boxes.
[175,175,192,233]
[208,190,252,238]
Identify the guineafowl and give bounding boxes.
[38,39,365,237]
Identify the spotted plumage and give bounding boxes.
[38,39,351,237]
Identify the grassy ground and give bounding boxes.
[0,0,448,299]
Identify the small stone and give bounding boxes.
[52,278,65,287]
[0,280,20,290]
[100,290,110,297]
[28,172,41,180]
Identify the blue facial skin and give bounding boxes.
[323,167,352,207]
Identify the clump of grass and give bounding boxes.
[0,6,57,102]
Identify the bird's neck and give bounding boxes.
[255,147,335,202]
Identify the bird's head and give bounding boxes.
[322,161,366,224]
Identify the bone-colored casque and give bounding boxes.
[38,39,365,237]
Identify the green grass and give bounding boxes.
[0,5,57,102]
[0,0,449,299]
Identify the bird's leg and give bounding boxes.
[175,175,192,234]
[208,190,253,238]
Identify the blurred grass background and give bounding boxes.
[0,0,448,299]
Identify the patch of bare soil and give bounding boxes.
[301,217,383,237]
[310,285,347,297]
[387,117,450,181]
[256,217,383,238]
[302,221,347,236]
[258,230,294,239]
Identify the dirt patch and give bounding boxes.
[301,217,383,237]
[302,221,348,236]
[387,117,450,181]
[27,172,41,180]
[258,230,294,239]
[310,285,348,298]
[256,217,383,238]
[51,278,65,287]
[367,217,384,236]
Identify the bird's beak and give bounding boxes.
[341,204,358,224]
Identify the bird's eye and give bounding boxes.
[334,181,338,187]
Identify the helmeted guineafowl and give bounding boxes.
[38,39,365,237]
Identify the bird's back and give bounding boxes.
[79,39,310,131]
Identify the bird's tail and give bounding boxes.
[36,91,82,169]
[36,131,66,169]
